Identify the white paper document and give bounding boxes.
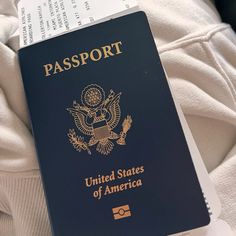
[18,0,138,47]
[18,2,223,235]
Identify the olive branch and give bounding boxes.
[67,129,91,155]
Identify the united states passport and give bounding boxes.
[18,12,210,236]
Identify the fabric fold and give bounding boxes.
[0,0,235,235]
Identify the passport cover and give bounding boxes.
[18,12,210,236]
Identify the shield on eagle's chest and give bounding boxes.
[93,119,110,140]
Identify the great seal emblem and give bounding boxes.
[67,84,132,156]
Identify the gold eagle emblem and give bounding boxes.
[67,84,132,156]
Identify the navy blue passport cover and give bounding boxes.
[19,12,210,236]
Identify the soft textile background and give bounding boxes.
[0,0,235,235]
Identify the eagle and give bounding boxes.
[67,85,122,155]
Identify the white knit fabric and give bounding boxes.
[0,0,235,235]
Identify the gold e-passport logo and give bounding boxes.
[112,205,131,220]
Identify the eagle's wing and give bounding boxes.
[67,108,93,136]
[106,93,121,130]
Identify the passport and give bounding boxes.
[18,12,210,236]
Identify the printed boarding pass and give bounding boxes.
[18,0,138,48]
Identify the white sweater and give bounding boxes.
[0,0,235,235]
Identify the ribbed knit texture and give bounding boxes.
[0,172,51,236]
